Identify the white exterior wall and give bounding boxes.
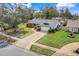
[41,26,50,32]
[68,27,79,33]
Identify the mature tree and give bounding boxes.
[0,3,35,32]
[48,7,59,17]
[72,14,79,20]
[33,12,40,18]
[60,8,65,18]
[60,8,72,19]
[37,6,59,19]
[64,8,72,19]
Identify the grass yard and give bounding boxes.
[5,23,34,38]
[37,30,79,48]
[17,23,34,38]
[30,45,55,56]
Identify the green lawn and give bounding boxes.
[17,23,34,38]
[30,45,55,56]
[37,30,79,48]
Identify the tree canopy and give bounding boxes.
[0,3,79,31]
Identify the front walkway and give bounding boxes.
[53,42,79,56]
[14,32,46,50]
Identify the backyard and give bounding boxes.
[36,30,79,48]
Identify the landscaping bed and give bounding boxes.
[30,45,55,56]
[36,30,79,48]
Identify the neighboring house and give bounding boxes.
[66,20,79,33]
[52,17,63,20]
[27,19,61,32]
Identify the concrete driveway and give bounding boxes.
[0,45,40,56]
[14,32,46,50]
[0,31,46,56]
[53,42,79,56]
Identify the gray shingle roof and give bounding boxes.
[67,20,79,28]
[28,19,60,29]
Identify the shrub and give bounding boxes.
[48,27,56,33]
[27,23,34,28]
[3,23,10,30]
[0,22,10,30]
[74,48,79,54]
[18,23,29,34]
[68,33,75,38]
[34,25,41,31]
[27,23,29,27]
[34,26,37,30]
[60,20,68,26]
[36,26,41,31]
[48,29,55,33]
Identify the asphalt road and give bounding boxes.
[0,45,40,56]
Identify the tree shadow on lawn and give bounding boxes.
[5,29,29,38]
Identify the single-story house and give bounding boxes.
[66,20,79,33]
[27,19,61,32]
[52,17,63,20]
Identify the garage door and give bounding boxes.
[41,27,49,32]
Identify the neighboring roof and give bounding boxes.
[52,17,62,20]
[67,20,79,28]
[0,45,40,56]
[28,19,60,29]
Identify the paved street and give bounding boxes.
[0,45,40,56]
